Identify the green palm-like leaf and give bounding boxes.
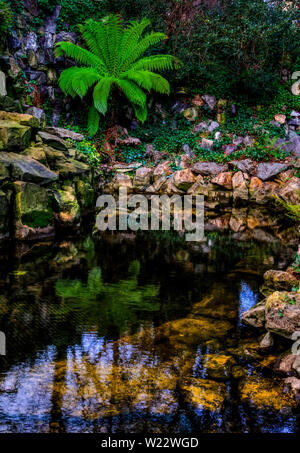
[56,14,182,135]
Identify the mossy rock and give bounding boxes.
[0,120,32,151]
[0,190,11,238]
[75,179,94,210]
[52,185,81,226]
[13,181,53,229]
[20,146,48,166]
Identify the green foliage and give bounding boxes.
[56,15,180,135]
[0,1,13,50]
[275,197,300,223]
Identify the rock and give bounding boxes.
[192,162,228,176]
[257,162,289,181]
[45,127,84,142]
[0,96,20,113]
[53,185,80,227]
[0,120,32,151]
[249,177,280,204]
[21,146,47,165]
[184,379,227,412]
[200,138,214,150]
[263,270,299,292]
[232,136,244,146]
[44,6,62,34]
[241,301,266,328]
[291,80,300,96]
[187,174,206,195]
[173,168,196,191]
[212,172,232,189]
[13,181,54,240]
[274,114,286,124]
[0,111,40,128]
[276,354,296,375]
[230,159,256,175]
[26,70,47,85]
[288,117,300,127]
[243,135,254,147]
[24,32,38,51]
[27,49,37,69]
[75,180,94,211]
[54,159,90,179]
[202,94,217,110]
[153,161,172,181]
[232,171,248,202]
[223,144,237,155]
[275,135,300,158]
[0,71,7,97]
[112,173,133,192]
[0,152,58,185]
[284,377,300,400]
[180,153,193,169]
[265,291,300,339]
[194,120,219,133]
[191,94,204,107]
[47,67,57,85]
[0,191,10,239]
[25,107,47,127]
[259,332,274,349]
[183,107,198,121]
[279,177,300,205]
[133,167,153,190]
[55,31,77,44]
[42,32,55,50]
[38,131,68,151]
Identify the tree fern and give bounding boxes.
[55,14,181,135]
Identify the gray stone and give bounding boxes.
[241,301,266,328]
[200,138,214,150]
[259,332,274,349]
[25,107,47,127]
[233,136,244,146]
[257,162,289,181]
[223,144,237,155]
[230,159,256,175]
[44,6,62,34]
[24,32,38,52]
[26,70,47,85]
[288,117,300,127]
[275,135,300,158]
[202,94,217,110]
[55,31,77,44]
[0,152,58,185]
[38,131,68,151]
[45,127,84,142]
[291,110,300,118]
[192,162,228,176]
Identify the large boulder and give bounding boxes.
[275,136,300,158]
[0,120,32,151]
[192,162,228,176]
[25,107,47,127]
[241,301,266,328]
[263,269,299,292]
[212,171,233,190]
[249,177,280,205]
[265,291,300,339]
[0,152,58,185]
[257,162,289,181]
[13,181,54,240]
[230,159,256,175]
[0,110,40,128]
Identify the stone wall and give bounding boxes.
[0,110,95,241]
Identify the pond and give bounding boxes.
[0,228,299,433]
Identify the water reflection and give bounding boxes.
[0,231,298,432]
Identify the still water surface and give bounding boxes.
[0,230,299,433]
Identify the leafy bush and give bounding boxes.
[0,1,12,50]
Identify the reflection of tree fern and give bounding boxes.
[274,196,300,222]
[55,260,160,332]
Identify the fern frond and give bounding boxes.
[121,32,167,71]
[132,103,148,123]
[93,78,114,115]
[55,41,105,72]
[88,105,100,136]
[130,55,182,72]
[120,18,151,64]
[124,70,170,94]
[58,67,101,98]
[116,78,146,107]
